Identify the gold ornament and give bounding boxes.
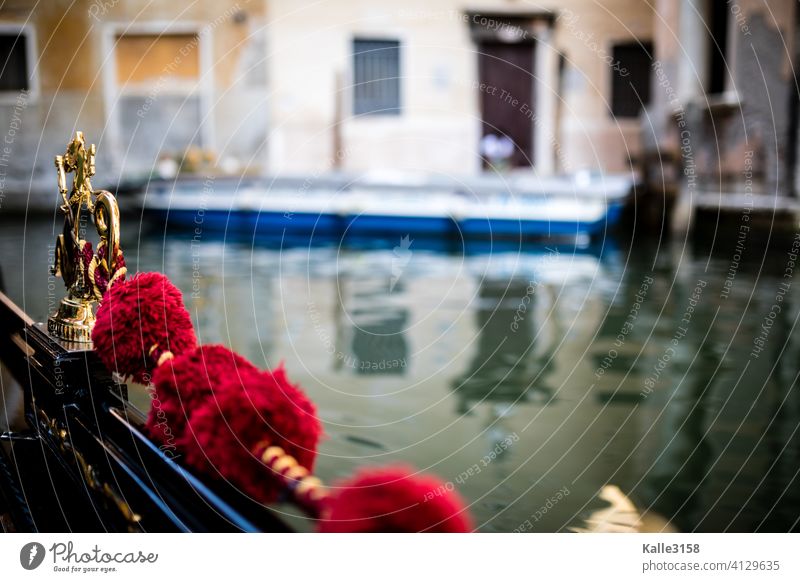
[49,131,126,344]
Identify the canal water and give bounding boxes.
[1,214,798,532]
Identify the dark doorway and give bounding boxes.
[477,42,535,169]
[707,0,730,95]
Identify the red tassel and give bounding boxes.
[180,366,322,504]
[146,344,258,446]
[319,466,473,533]
[93,272,197,383]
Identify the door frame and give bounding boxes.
[101,21,214,173]
[467,12,557,174]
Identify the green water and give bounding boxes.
[1,215,798,532]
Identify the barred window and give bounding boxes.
[610,41,653,118]
[0,32,30,92]
[353,39,401,116]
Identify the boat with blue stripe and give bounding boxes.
[135,172,635,240]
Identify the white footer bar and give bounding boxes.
[1,533,797,581]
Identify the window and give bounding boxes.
[0,30,30,92]
[610,41,653,118]
[707,0,729,95]
[353,39,401,116]
[110,30,207,173]
[115,33,200,85]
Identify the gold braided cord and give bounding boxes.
[87,256,101,300]
[107,266,127,290]
[257,444,330,506]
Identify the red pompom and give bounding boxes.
[319,466,473,533]
[180,366,322,503]
[146,345,258,446]
[93,272,197,384]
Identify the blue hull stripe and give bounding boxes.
[149,208,618,238]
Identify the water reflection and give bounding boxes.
[451,277,557,415]
[344,279,410,376]
[640,337,717,532]
[0,215,798,532]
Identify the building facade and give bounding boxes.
[13,0,787,212]
[265,0,654,176]
[0,0,268,208]
[642,0,799,231]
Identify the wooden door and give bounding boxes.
[478,42,535,168]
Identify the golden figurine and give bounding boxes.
[48,131,126,344]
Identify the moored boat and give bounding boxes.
[134,172,636,239]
